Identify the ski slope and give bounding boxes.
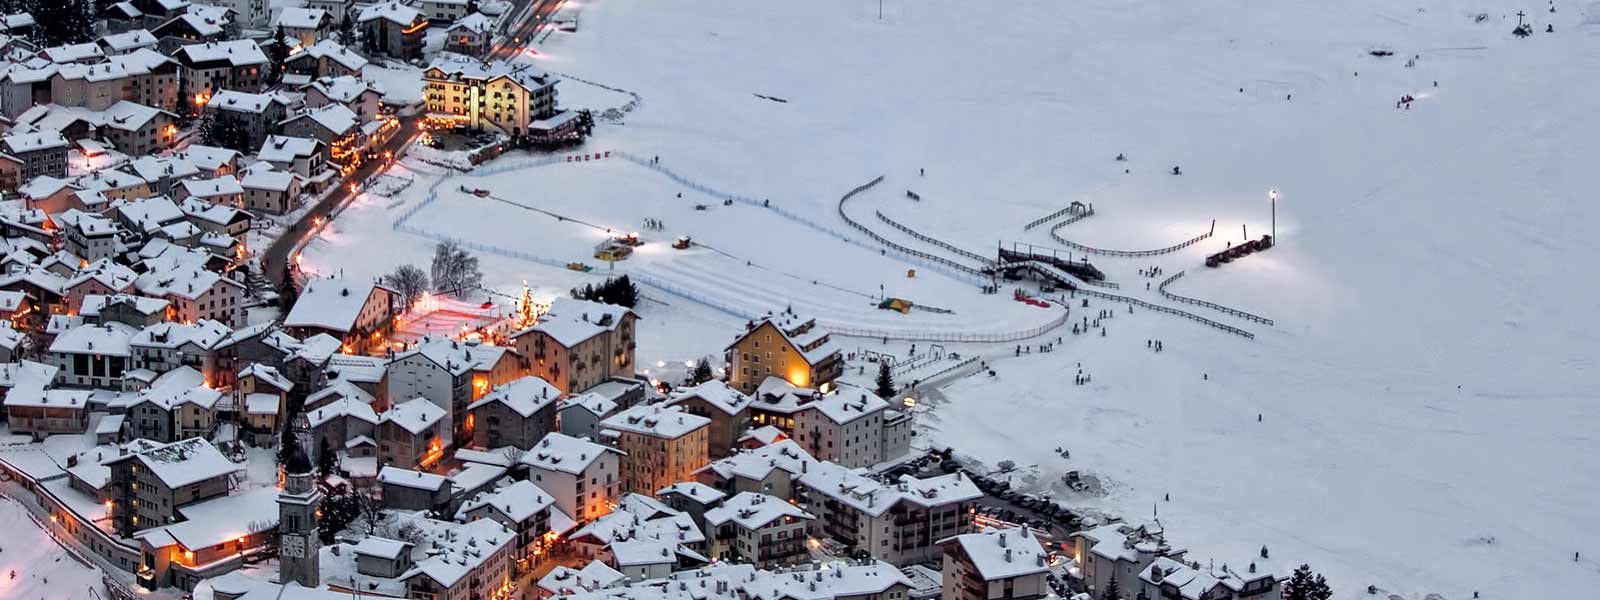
[301,1,1600,597]
[508,1,1600,598]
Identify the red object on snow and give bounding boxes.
[480,301,494,309]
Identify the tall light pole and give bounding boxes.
[1269,189,1277,243]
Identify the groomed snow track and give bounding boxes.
[391,160,1071,342]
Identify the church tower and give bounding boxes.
[277,440,322,587]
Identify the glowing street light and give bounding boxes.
[1268,189,1278,243]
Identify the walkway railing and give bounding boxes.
[1072,288,1256,339]
[875,210,995,266]
[1157,271,1275,325]
[1048,208,1212,257]
[834,176,990,285]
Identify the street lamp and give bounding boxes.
[1268,189,1277,243]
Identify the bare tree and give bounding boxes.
[384,264,429,309]
[430,241,482,296]
[354,493,389,535]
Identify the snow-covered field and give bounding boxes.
[304,0,1600,597]
[0,495,109,599]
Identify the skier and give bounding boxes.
[1115,153,1126,161]
[1171,166,1182,175]
[919,167,925,176]
[1258,414,1263,422]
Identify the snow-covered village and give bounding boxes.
[0,0,1594,599]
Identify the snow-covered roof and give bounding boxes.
[668,380,750,416]
[538,561,625,597]
[239,363,292,391]
[425,52,557,94]
[519,432,620,475]
[257,134,323,162]
[381,397,446,434]
[3,385,91,410]
[180,196,250,226]
[610,539,706,567]
[656,481,726,504]
[291,332,342,364]
[449,462,507,493]
[274,7,329,29]
[174,40,267,67]
[0,290,23,312]
[208,90,279,114]
[737,425,786,446]
[293,39,368,72]
[289,103,358,136]
[941,527,1050,582]
[704,491,811,530]
[599,404,710,440]
[106,48,173,75]
[455,447,519,468]
[559,391,618,420]
[732,310,841,366]
[50,322,139,356]
[243,393,280,415]
[110,195,185,233]
[701,439,818,483]
[178,176,244,198]
[57,209,119,237]
[570,494,705,547]
[392,336,510,377]
[353,536,412,560]
[129,319,232,351]
[306,392,380,427]
[16,175,77,199]
[377,466,448,490]
[133,246,242,300]
[357,1,423,26]
[325,353,386,384]
[1073,521,1180,565]
[397,518,514,589]
[2,129,69,153]
[283,276,382,333]
[80,294,170,318]
[446,12,493,34]
[126,156,201,185]
[308,75,374,104]
[98,30,158,53]
[42,42,105,63]
[177,145,240,171]
[802,383,889,426]
[104,437,239,488]
[798,463,982,518]
[454,479,553,522]
[467,375,562,417]
[161,12,227,38]
[153,485,279,550]
[239,168,299,191]
[0,360,56,390]
[516,297,632,348]
[72,166,151,192]
[1138,555,1282,598]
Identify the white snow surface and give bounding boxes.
[302,1,1600,598]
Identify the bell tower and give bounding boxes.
[277,440,321,587]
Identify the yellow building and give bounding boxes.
[599,405,710,495]
[423,53,558,136]
[724,310,843,395]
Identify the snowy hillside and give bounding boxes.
[300,1,1600,598]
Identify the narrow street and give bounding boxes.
[260,115,422,295]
